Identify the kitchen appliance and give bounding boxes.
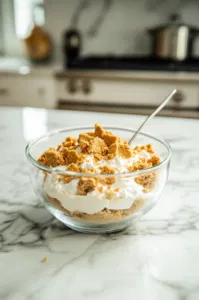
[62,28,81,67]
[67,55,199,72]
[148,14,199,61]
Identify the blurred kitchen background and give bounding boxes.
[1,0,199,118]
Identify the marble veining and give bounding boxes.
[0,107,199,300]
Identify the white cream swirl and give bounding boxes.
[44,153,155,214]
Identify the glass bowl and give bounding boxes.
[25,126,172,233]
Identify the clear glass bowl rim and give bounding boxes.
[25,125,172,178]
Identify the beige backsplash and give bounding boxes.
[45,0,199,62]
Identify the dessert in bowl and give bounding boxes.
[26,124,171,233]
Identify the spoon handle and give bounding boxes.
[128,89,177,145]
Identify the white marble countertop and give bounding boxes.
[1,107,199,300]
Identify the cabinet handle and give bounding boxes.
[82,79,92,94]
[67,79,77,94]
[0,88,9,95]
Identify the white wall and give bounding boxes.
[1,0,24,56]
[45,0,199,62]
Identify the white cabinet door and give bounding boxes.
[0,76,56,108]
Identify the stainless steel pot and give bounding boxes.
[148,14,199,61]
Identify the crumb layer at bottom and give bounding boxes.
[46,194,147,223]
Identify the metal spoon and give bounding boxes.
[128,89,177,145]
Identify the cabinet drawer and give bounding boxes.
[56,78,199,108]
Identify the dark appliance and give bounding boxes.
[62,28,81,67]
[67,55,199,72]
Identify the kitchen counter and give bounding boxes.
[1,107,199,300]
[0,57,61,77]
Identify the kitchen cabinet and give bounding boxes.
[55,71,199,110]
[2,69,199,111]
[0,75,56,108]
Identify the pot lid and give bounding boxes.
[149,14,198,32]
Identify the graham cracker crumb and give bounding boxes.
[66,136,77,143]
[62,148,84,165]
[148,155,160,166]
[97,186,104,193]
[95,123,105,137]
[57,136,77,151]
[67,163,81,172]
[80,168,96,174]
[87,132,95,137]
[108,142,132,159]
[58,175,76,184]
[47,195,147,222]
[105,187,121,199]
[88,137,108,155]
[118,143,132,158]
[95,124,125,146]
[105,189,115,200]
[99,177,116,186]
[57,144,62,151]
[134,144,155,154]
[102,132,118,146]
[38,148,65,167]
[108,143,118,159]
[42,257,47,263]
[135,172,157,190]
[78,133,94,152]
[94,153,103,161]
[100,165,115,174]
[127,157,151,172]
[77,178,96,195]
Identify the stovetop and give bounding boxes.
[67,56,199,72]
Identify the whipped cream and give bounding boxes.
[79,151,149,174]
[44,153,155,214]
[44,174,153,214]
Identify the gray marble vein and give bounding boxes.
[0,107,199,300]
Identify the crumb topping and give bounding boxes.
[62,148,84,165]
[133,144,155,154]
[38,124,160,195]
[77,178,96,195]
[38,148,65,167]
[38,124,160,173]
[67,163,81,172]
[148,155,161,166]
[78,133,94,152]
[95,123,105,137]
[87,137,108,155]
[100,165,115,174]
